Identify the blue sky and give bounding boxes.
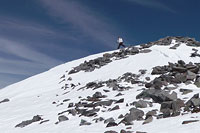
[0,0,200,88]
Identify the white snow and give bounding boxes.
[0,41,200,133]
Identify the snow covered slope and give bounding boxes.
[1,36,200,133]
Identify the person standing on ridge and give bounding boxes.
[117,37,126,49]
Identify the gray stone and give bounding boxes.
[186,71,197,80]
[104,117,115,124]
[133,100,148,108]
[79,119,91,126]
[104,131,118,133]
[180,89,193,95]
[15,115,42,128]
[142,116,153,124]
[136,89,177,103]
[110,105,120,111]
[58,115,69,122]
[0,98,9,104]
[106,122,118,127]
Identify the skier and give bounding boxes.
[117,37,126,49]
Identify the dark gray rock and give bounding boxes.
[104,117,115,124]
[136,89,177,103]
[110,105,120,111]
[93,117,104,123]
[186,71,197,80]
[15,115,42,128]
[115,98,124,104]
[142,115,153,124]
[140,49,152,53]
[182,120,199,124]
[106,122,118,127]
[133,100,148,108]
[58,115,69,122]
[95,100,113,106]
[104,130,118,133]
[93,92,103,98]
[0,98,9,104]
[121,108,144,125]
[79,119,91,126]
[179,89,193,95]
[151,66,168,75]
[194,76,200,87]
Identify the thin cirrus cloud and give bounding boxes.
[0,37,63,88]
[127,0,176,13]
[39,0,116,48]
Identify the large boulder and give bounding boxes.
[136,89,177,103]
[121,108,144,125]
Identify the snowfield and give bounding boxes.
[1,37,200,133]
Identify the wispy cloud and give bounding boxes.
[127,0,176,13]
[39,0,116,48]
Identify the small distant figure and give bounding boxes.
[117,37,126,49]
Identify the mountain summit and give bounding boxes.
[1,36,200,133]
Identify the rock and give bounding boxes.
[63,99,70,102]
[174,73,187,83]
[136,89,177,103]
[104,131,118,133]
[106,122,118,127]
[186,71,197,80]
[0,98,10,104]
[79,119,91,126]
[185,93,200,109]
[133,100,148,108]
[172,66,187,73]
[118,114,124,119]
[140,49,152,53]
[160,99,184,117]
[58,115,69,122]
[162,108,171,118]
[145,77,151,81]
[194,76,200,87]
[182,120,199,124]
[68,103,74,108]
[39,120,49,124]
[179,89,193,95]
[142,115,153,124]
[95,100,113,106]
[121,107,144,125]
[120,129,127,133]
[115,98,124,103]
[104,117,115,124]
[110,105,120,111]
[146,110,157,117]
[93,92,103,98]
[81,108,100,117]
[139,69,147,74]
[151,66,168,75]
[93,117,104,123]
[15,115,42,128]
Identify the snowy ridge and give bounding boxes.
[1,37,200,133]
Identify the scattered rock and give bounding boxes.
[104,131,118,133]
[142,115,153,124]
[104,117,115,124]
[58,115,69,122]
[79,119,91,126]
[182,120,199,124]
[15,115,42,128]
[180,89,193,95]
[106,122,118,127]
[0,98,10,104]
